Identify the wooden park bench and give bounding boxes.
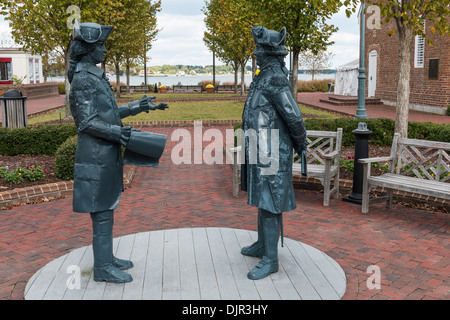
[216,85,248,92]
[292,128,343,206]
[119,85,152,93]
[359,133,450,214]
[217,85,235,92]
[229,128,343,207]
[172,85,203,92]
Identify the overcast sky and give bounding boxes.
[0,0,361,68]
[152,0,361,68]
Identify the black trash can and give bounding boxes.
[0,89,28,128]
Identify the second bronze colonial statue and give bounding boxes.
[69,22,168,283]
[240,26,307,280]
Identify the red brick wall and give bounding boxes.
[364,17,449,112]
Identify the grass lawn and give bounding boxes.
[120,93,242,100]
[28,100,338,125]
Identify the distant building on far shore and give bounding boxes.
[0,32,43,85]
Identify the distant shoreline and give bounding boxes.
[47,73,335,86]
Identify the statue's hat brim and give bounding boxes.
[252,26,286,47]
[74,22,114,44]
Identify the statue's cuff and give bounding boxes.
[128,101,141,116]
[109,126,122,144]
[119,126,132,146]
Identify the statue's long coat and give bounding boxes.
[241,65,307,214]
[69,62,133,213]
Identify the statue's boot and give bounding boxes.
[241,208,264,258]
[91,211,133,283]
[247,209,279,280]
[111,215,134,271]
[112,256,134,271]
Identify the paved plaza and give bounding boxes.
[0,126,449,300]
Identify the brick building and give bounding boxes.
[364,16,449,115]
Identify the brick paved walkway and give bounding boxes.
[298,92,449,124]
[0,126,449,300]
[0,95,65,124]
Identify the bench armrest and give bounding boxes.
[359,156,393,164]
[324,150,339,160]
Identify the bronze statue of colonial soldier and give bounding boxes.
[240,26,307,280]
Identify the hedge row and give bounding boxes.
[0,124,77,156]
[234,118,450,146]
[0,118,448,157]
[297,79,334,93]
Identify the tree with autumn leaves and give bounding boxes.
[203,0,358,101]
[367,0,450,138]
[250,0,355,103]
[204,0,449,138]
[0,0,161,114]
[203,0,259,96]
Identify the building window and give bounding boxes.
[428,59,439,80]
[414,34,425,68]
[0,58,12,84]
[35,58,40,83]
[414,21,426,69]
[29,58,34,84]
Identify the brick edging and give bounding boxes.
[124,119,241,128]
[0,165,137,209]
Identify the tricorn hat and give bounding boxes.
[73,22,114,44]
[251,26,288,56]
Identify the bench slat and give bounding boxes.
[292,164,339,178]
[368,174,450,200]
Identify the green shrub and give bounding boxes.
[55,135,77,181]
[233,118,449,146]
[298,79,334,92]
[58,82,66,95]
[0,124,77,156]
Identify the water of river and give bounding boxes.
[48,73,335,87]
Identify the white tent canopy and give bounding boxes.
[334,59,359,96]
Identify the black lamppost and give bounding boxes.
[355,2,367,119]
[343,122,372,204]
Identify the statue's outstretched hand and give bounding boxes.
[154,102,169,111]
[139,95,169,112]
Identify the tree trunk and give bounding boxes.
[240,61,246,96]
[395,28,413,138]
[234,65,239,94]
[291,48,300,103]
[126,60,130,95]
[213,51,216,93]
[115,63,121,98]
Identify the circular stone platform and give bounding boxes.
[24,228,346,300]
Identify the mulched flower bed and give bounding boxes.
[0,155,61,192]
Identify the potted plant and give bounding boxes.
[159,85,167,93]
[206,84,214,93]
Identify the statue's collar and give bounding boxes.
[75,62,105,79]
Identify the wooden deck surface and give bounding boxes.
[24,228,346,300]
